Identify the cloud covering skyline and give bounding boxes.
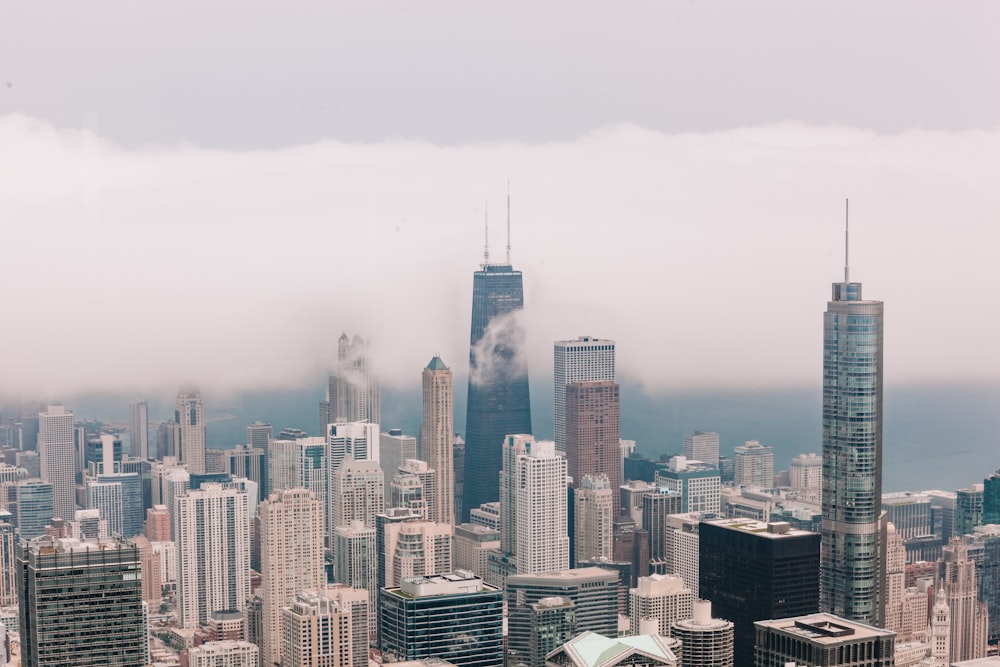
[2,114,997,399]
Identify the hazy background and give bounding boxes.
[2,1,998,492]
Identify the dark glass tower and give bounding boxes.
[820,239,885,625]
[462,262,532,521]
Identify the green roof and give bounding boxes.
[554,632,678,667]
[426,356,448,371]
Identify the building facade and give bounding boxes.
[565,380,622,514]
[176,390,206,475]
[420,357,455,526]
[554,336,615,455]
[37,405,75,522]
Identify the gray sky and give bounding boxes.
[1,2,997,397]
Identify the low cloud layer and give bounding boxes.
[2,115,998,399]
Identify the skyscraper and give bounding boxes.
[820,221,885,625]
[174,483,251,628]
[682,431,720,467]
[320,333,381,435]
[554,336,615,454]
[17,535,146,666]
[330,457,385,531]
[565,380,622,514]
[129,399,149,460]
[941,537,989,663]
[421,356,455,526]
[462,252,532,521]
[176,390,206,475]
[37,405,75,521]
[259,488,325,667]
[573,474,614,565]
[732,440,774,488]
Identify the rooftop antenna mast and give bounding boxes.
[844,198,850,284]
[506,180,511,265]
[483,201,490,266]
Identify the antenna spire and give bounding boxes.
[506,180,511,265]
[483,201,490,266]
[844,198,850,284]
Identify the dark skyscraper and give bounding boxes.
[820,208,885,625]
[462,251,532,521]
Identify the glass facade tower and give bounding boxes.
[820,275,885,625]
[462,263,532,521]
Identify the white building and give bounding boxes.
[188,641,259,667]
[665,513,702,596]
[128,399,149,460]
[420,357,455,526]
[683,431,720,467]
[399,459,436,519]
[789,453,822,499]
[38,404,75,521]
[733,440,774,488]
[259,488,325,667]
[331,457,384,532]
[574,474,613,564]
[453,523,500,579]
[629,573,694,637]
[554,337,615,454]
[383,520,453,588]
[175,390,206,475]
[174,483,250,628]
[331,522,378,635]
[380,429,417,505]
[281,587,365,667]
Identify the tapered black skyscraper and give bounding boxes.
[462,203,532,521]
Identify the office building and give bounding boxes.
[260,488,325,667]
[506,567,620,665]
[882,492,931,541]
[683,431,720,467]
[175,390,206,474]
[380,429,417,504]
[221,445,268,502]
[670,600,734,667]
[463,256,532,522]
[470,501,501,532]
[247,421,272,448]
[941,537,989,663]
[269,436,326,503]
[547,631,680,667]
[328,422,379,475]
[566,381,622,514]
[331,457,384,532]
[629,573,694,637]
[37,405,74,521]
[188,641,259,667]
[753,613,895,667]
[664,513,701,595]
[205,609,244,640]
[17,535,145,666]
[86,472,142,538]
[733,441,774,489]
[421,357,455,525]
[820,247,885,625]
[320,333,381,435]
[926,489,957,542]
[699,519,820,667]
[957,484,985,537]
[331,522,378,635]
[175,483,250,628]
[0,520,14,607]
[574,474,614,565]
[399,459,436,519]
[129,399,149,460]
[390,470,428,518]
[655,457,720,514]
[375,507,423,592]
[10,480,53,539]
[789,453,823,500]
[554,336,615,455]
[642,487,683,566]
[453,523,500,579]
[526,597,577,667]
[379,572,503,667]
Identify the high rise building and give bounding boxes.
[941,537,989,663]
[380,429,417,503]
[129,399,149,460]
[453,523,500,579]
[670,600,734,667]
[565,380,622,514]
[882,492,932,541]
[37,405,74,521]
[379,572,503,667]
[259,488,325,667]
[386,520,453,588]
[174,483,250,628]
[331,522,378,636]
[175,390,206,475]
[11,480,53,539]
[956,483,984,537]
[17,535,146,666]
[554,337,615,455]
[698,518,820,667]
[86,472,142,538]
[526,597,577,667]
[682,431,720,467]
[642,488,684,567]
[629,573,694,637]
[331,457,384,531]
[398,459,436,519]
[500,436,568,574]
[753,613,895,667]
[732,440,774,488]
[375,507,424,592]
[281,588,364,667]
[0,520,15,607]
[574,474,614,565]
[789,453,822,500]
[463,256,532,522]
[320,333,381,435]
[654,457,720,514]
[146,504,171,540]
[221,445,268,502]
[421,357,455,526]
[269,437,326,502]
[247,421,272,449]
[820,239,885,625]
[328,422,379,476]
[188,641,259,667]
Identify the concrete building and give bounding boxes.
[399,458,436,520]
[128,399,149,460]
[0,521,14,607]
[527,597,577,667]
[188,641,259,667]
[379,572,503,667]
[683,431,720,467]
[259,488,325,667]
[380,429,417,505]
[421,357,455,526]
[574,474,614,565]
[753,613,895,667]
[220,445,268,502]
[941,537,989,663]
[789,453,822,500]
[670,600,734,667]
[642,488,684,567]
[175,483,250,628]
[554,336,615,455]
[453,522,500,579]
[320,333,381,434]
[331,522,378,637]
[664,513,701,595]
[175,390,206,474]
[386,519,453,589]
[733,441,774,489]
[654,457,720,515]
[331,456,384,531]
[17,535,146,666]
[882,492,932,541]
[37,405,75,521]
[565,380,622,515]
[146,504,171,541]
[629,573,693,638]
[86,472,142,538]
[546,631,680,667]
[281,588,356,667]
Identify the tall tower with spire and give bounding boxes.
[820,201,885,625]
[462,195,532,521]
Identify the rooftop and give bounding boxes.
[754,614,894,644]
[701,518,816,539]
[549,631,679,667]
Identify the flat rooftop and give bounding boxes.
[755,614,894,644]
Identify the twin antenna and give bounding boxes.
[482,182,513,266]
[844,198,850,284]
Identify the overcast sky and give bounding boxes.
[1,2,997,398]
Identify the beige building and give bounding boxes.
[331,457,384,529]
[453,522,500,579]
[629,574,694,638]
[942,537,989,664]
[260,488,326,667]
[382,519,453,588]
[420,357,455,526]
[281,588,363,667]
[574,474,614,565]
[188,640,259,667]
